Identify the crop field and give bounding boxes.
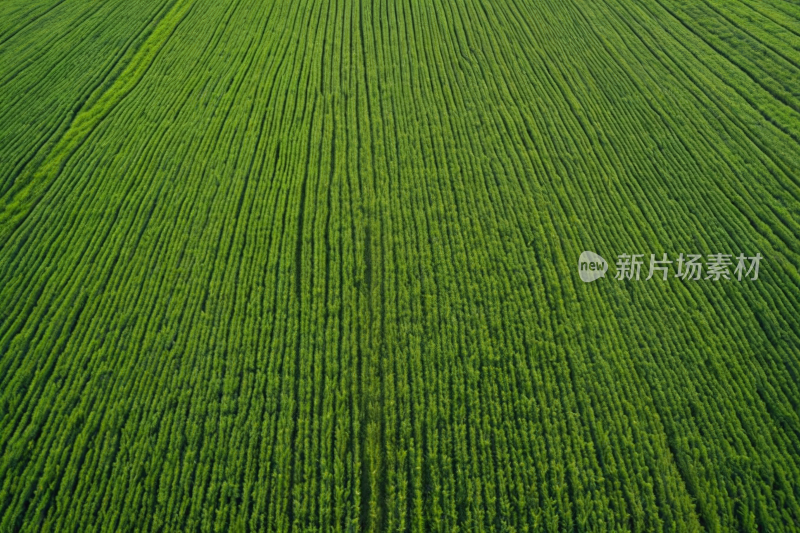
[1,0,800,531]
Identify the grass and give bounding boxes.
[1,0,799,531]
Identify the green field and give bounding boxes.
[2,0,800,530]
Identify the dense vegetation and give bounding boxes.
[1,0,799,530]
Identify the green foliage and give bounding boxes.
[1,0,799,531]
